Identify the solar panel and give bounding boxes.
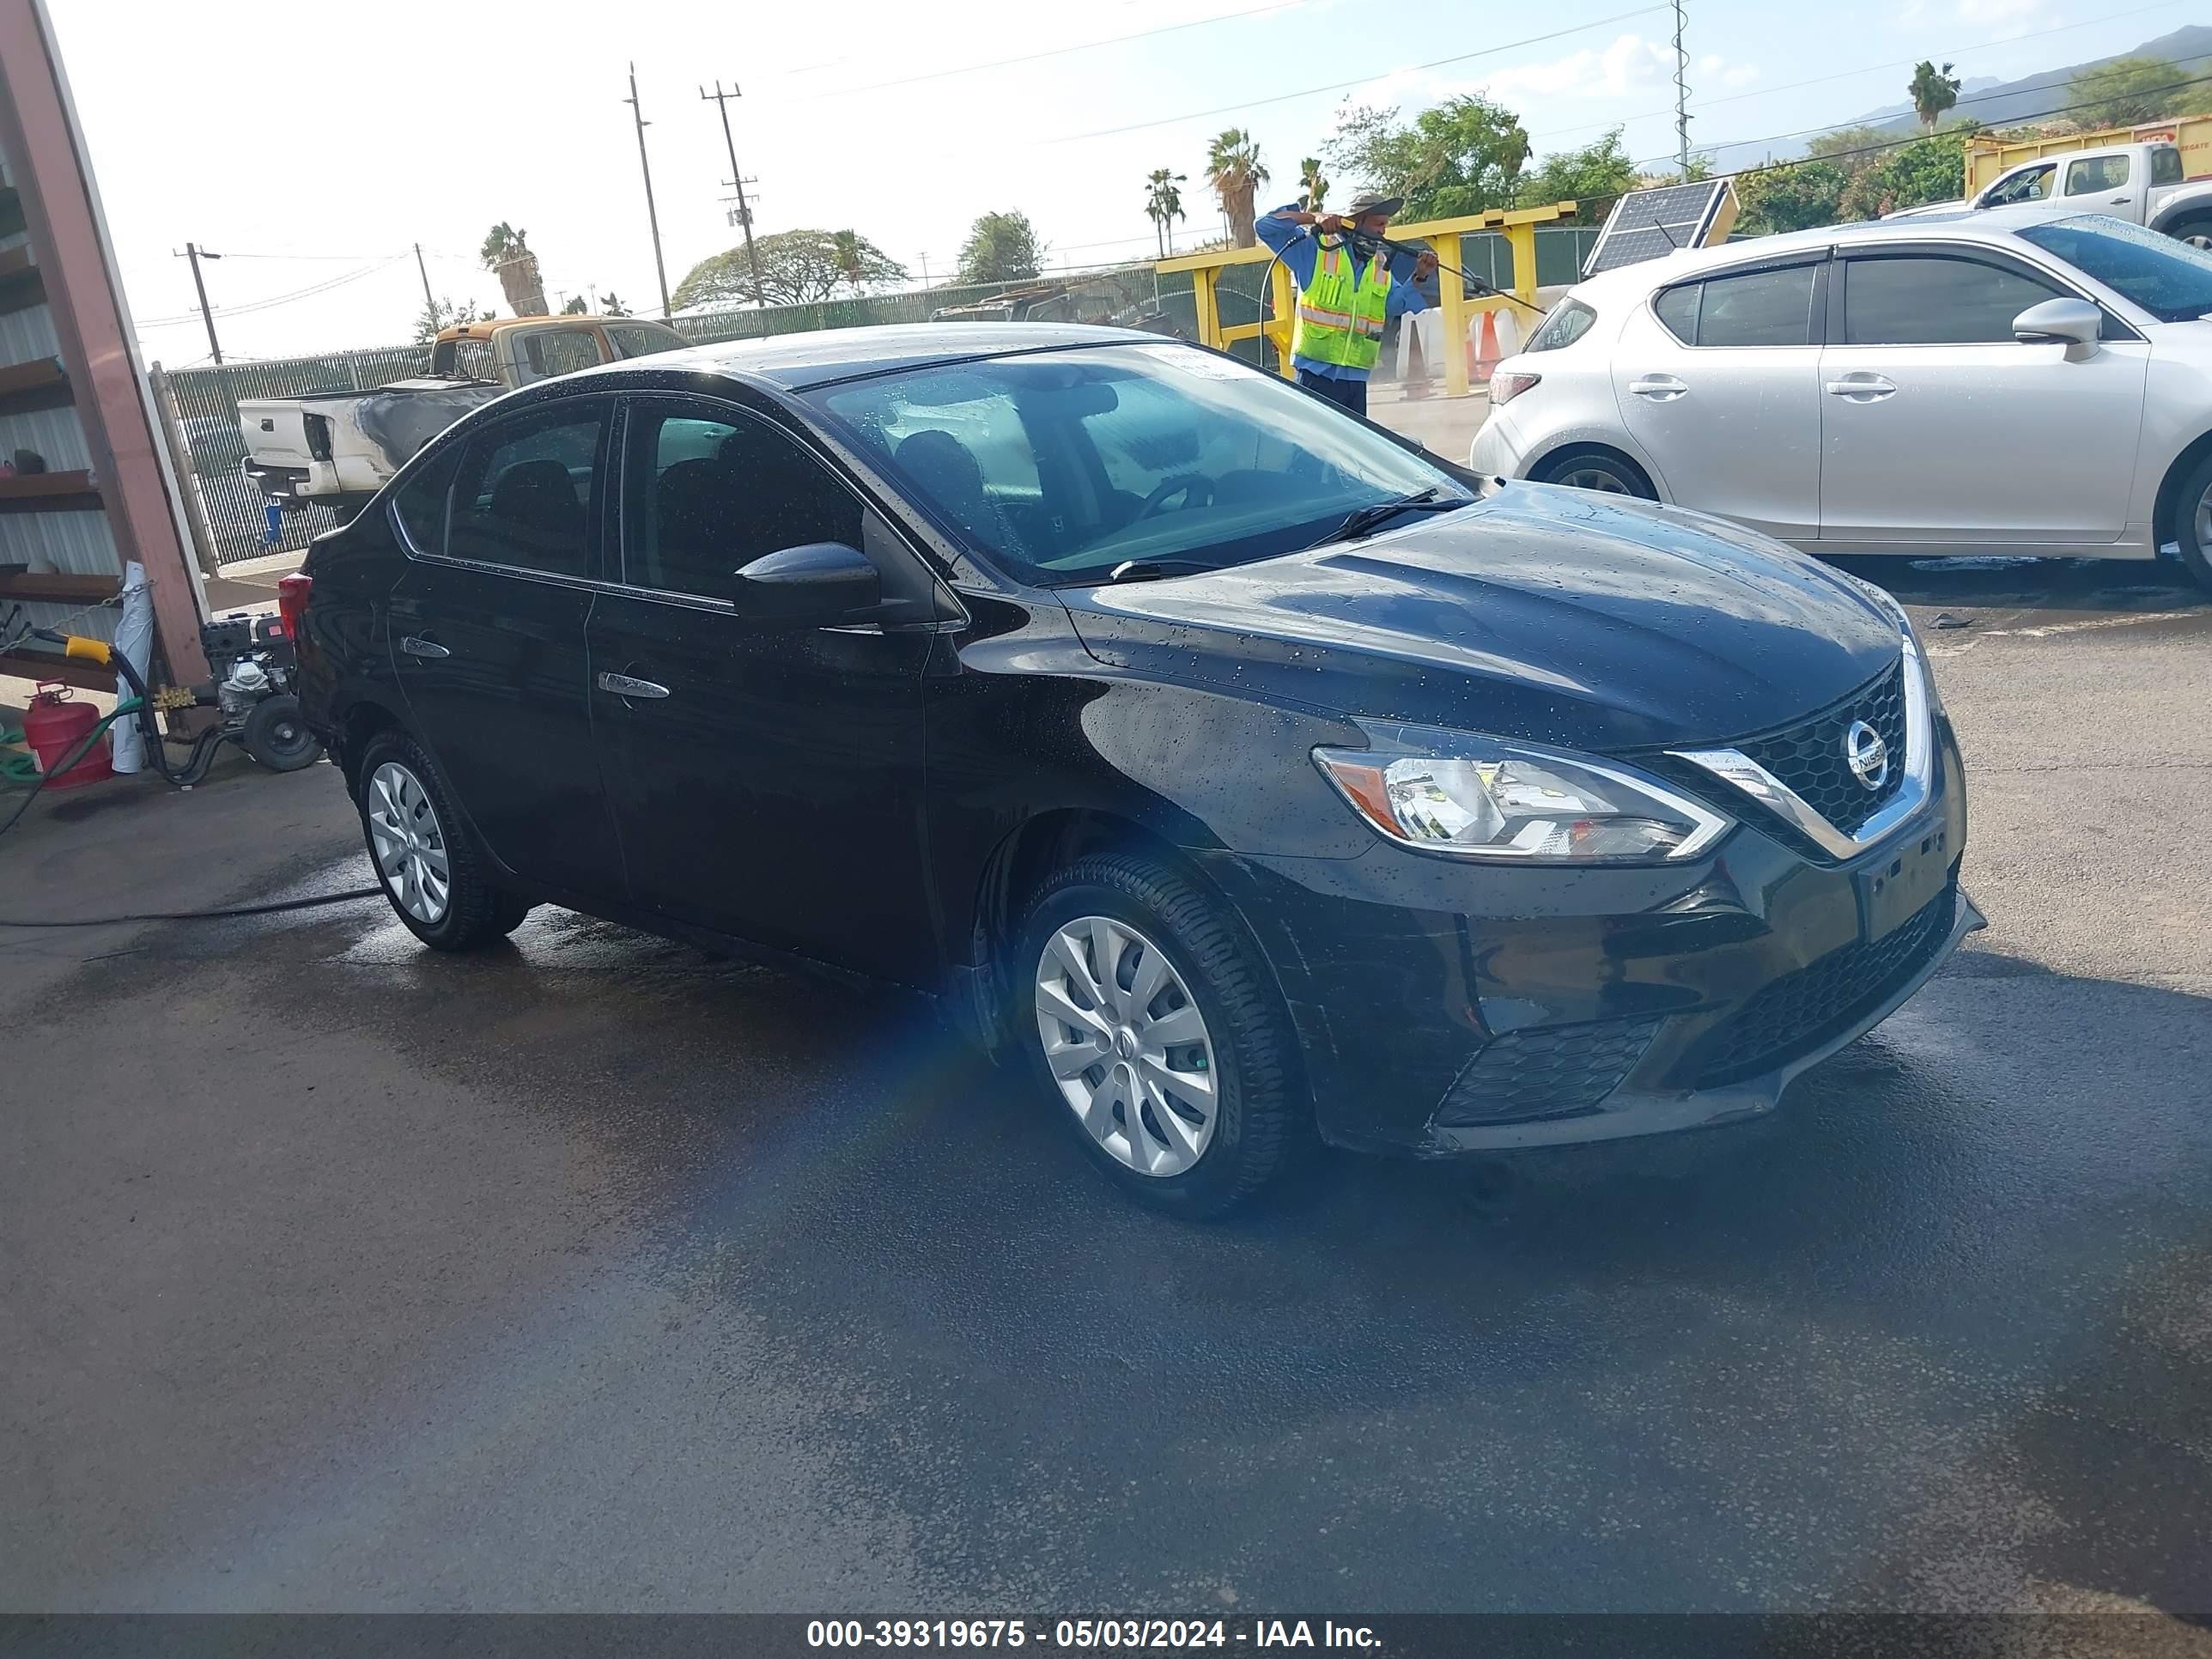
[1583,179,1739,278]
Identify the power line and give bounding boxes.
[135,255,409,329]
[1045,3,1668,143]
[1522,0,2195,147]
[793,1,1308,100]
[1632,59,2212,172]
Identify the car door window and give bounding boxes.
[1653,283,1700,343]
[623,402,864,599]
[447,403,606,577]
[608,323,682,360]
[2153,147,2185,187]
[1984,164,2054,206]
[1689,265,1815,347]
[392,443,464,555]
[2064,155,2130,197]
[1843,255,2062,345]
[520,328,607,380]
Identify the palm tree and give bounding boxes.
[1144,167,1188,259]
[1909,60,1960,131]
[832,229,867,295]
[1206,128,1269,249]
[1298,156,1328,212]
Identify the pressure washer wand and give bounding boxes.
[1337,226,1550,316]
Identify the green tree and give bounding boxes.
[478,222,527,269]
[957,210,1044,283]
[601,291,631,318]
[830,228,901,295]
[411,295,491,343]
[2069,55,2185,129]
[1144,167,1187,259]
[1734,160,1851,234]
[1839,128,1972,222]
[1516,128,1635,222]
[1325,95,1530,222]
[1908,60,1961,131]
[559,294,588,314]
[1206,129,1269,247]
[1808,125,1893,163]
[1297,155,1328,210]
[674,228,908,308]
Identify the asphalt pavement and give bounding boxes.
[2,560,2209,1618]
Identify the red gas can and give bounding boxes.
[21,682,112,789]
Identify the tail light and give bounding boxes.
[1491,369,1541,407]
[276,572,312,641]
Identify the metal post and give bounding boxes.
[1672,0,1692,178]
[702,81,765,309]
[181,241,222,364]
[625,64,673,319]
[413,240,436,320]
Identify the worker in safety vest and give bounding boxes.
[1256,191,1437,419]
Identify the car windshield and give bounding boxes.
[2017,216,2212,322]
[805,343,1468,584]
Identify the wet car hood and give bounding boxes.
[1059,483,1902,753]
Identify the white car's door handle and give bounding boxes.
[597,671,670,700]
[399,635,450,659]
[1628,374,1688,400]
[1825,375,1898,401]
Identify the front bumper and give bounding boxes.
[1198,718,1977,1155]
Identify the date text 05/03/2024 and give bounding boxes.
[805,1619,1382,1649]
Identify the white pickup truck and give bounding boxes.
[1889,140,2212,246]
[240,314,685,519]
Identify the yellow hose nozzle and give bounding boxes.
[62,635,112,665]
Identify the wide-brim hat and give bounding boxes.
[1345,192,1403,219]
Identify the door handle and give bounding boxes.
[1628,375,1687,400]
[597,671,670,700]
[1825,375,1898,401]
[399,635,451,659]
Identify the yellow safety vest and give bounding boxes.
[1291,240,1391,373]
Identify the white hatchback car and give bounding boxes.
[1469,209,2212,588]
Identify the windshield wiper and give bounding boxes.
[1311,488,1466,548]
[1096,558,1224,585]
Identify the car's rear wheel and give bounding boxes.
[356,729,528,951]
[1019,854,1303,1217]
[2174,450,2212,592]
[1533,446,1656,499]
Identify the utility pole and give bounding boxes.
[625,63,674,319]
[701,80,766,309]
[1671,0,1692,179]
[413,242,437,315]
[179,242,222,364]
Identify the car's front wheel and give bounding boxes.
[356,729,532,951]
[2172,449,2212,592]
[1019,854,1303,1217]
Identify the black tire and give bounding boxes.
[2172,448,2212,592]
[2165,215,2212,252]
[1533,446,1656,499]
[1017,853,1305,1218]
[240,693,321,772]
[354,727,520,952]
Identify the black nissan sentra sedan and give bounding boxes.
[287,323,1979,1216]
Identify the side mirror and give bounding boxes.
[2013,297,2101,349]
[732,541,881,624]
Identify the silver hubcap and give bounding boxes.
[2186,234,2212,251]
[367,761,452,925]
[1034,915,1218,1178]
[1557,465,1632,494]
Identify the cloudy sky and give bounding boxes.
[46,0,2197,363]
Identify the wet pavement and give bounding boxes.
[2,565,2209,1616]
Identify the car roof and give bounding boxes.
[654,321,1146,391]
[1580,206,2110,297]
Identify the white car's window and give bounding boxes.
[450,338,497,382]
[2020,216,2212,322]
[1662,265,1814,348]
[608,323,684,360]
[1984,164,2054,207]
[2153,147,2185,186]
[519,328,606,382]
[1843,256,2063,346]
[2065,155,2131,197]
[1524,299,1597,352]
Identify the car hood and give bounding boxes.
[1060,483,1902,753]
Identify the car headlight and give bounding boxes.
[1313,722,1732,864]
